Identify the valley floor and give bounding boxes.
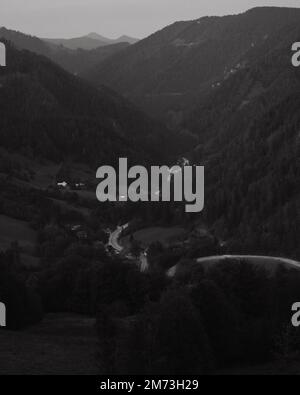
[1,313,300,375]
[0,314,98,375]
[218,361,300,375]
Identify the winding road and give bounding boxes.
[167,255,300,278]
[108,224,128,253]
[108,223,149,272]
[109,225,300,277]
[196,255,300,269]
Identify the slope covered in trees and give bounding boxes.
[0,42,181,165]
[0,27,130,76]
[185,21,300,259]
[82,7,300,118]
[44,32,139,50]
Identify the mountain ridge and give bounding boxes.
[0,41,178,166]
[183,19,300,258]
[43,33,139,50]
[81,6,300,119]
[0,27,130,75]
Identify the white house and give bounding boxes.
[57,181,68,188]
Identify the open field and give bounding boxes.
[31,161,94,190]
[0,215,39,268]
[0,215,36,251]
[49,198,91,217]
[75,190,98,201]
[0,314,98,375]
[0,151,95,192]
[122,226,186,248]
[218,361,300,375]
[31,163,60,189]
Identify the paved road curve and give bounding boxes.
[108,223,129,253]
[167,255,300,278]
[109,226,300,277]
[196,255,300,269]
[108,223,149,272]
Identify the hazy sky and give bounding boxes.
[1,0,300,39]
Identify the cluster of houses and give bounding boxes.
[56,181,87,190]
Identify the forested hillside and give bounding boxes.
[82,7,300,118]
[0,6,300,376]
[186,22,300,259]
[0,27,130,76]
[0,42,179,165]
[44,32,139,50]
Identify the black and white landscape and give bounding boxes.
[0,3,300,376]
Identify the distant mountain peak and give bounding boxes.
[42,32,139,50]
[87,32,139,45]
[116,35,139,44]
[82,5,300,119]
[86,32,112,42]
